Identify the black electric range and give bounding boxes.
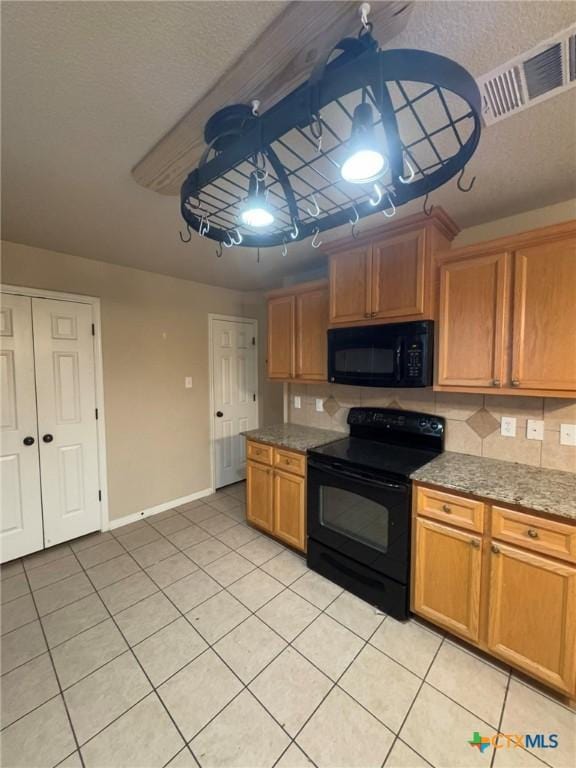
[306,407,445,620]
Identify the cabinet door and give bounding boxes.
[413,517,482,642]
[329,246,371,324]
[267,295,294,379]
[487,542,576,695]
[437,253,509,387]
[246,460,274,533]
[511,238,576,391]
[371,229,426,319]
[295,289,328,381]
[273,468,306,551]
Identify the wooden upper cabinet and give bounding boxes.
[267,280,328,382]
[329,245,371,324]
[267,295,294,379]
[437,252,509,388]
[511,237,576,391]
[487,543,576,694]
[371,229,426,319]
[327,209,458,327]
[296,288,328,381]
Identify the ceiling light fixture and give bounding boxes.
[341,103,387,184]
[179,3,481,252]
[239,170,274,229]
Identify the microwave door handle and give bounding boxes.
[395,341,402,384]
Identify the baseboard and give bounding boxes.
[107,487,214,531]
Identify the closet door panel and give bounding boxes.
[33,298,100,546]
[0,294,43,562]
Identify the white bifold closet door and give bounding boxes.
[1,294,101,562]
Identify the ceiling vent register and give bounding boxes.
[179,4,482,252]
[478,24,576,126]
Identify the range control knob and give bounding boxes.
[418,418,428,428]
[430,421,440,431]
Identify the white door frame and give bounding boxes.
[208,313,259,491]
[1,284,110,531]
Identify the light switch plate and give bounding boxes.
[526,419,544,441]
[500,416,516,437]
[185,376,193,389]
[315,398,324,413]
[560,423,576,446]
[294,395,302,409]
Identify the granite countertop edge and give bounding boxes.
[411,452,576,521]
[242,424,344,453]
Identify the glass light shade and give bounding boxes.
[341,148,386,183]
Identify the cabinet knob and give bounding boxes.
[442,504,452,513]
[511,379,520,387]
[491,544,500,554]
[470,539,480,548]
[492,379,500,387]
[527,528,539,539]
[364,312,370,318]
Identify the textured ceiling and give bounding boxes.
[2,1,576,290]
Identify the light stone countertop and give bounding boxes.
[411,452,576,520]
[242,424,344,453]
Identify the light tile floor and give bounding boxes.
[1,481,574,768]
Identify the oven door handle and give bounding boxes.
[308,460,407,492]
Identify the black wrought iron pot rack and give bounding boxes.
[179,24,482,251]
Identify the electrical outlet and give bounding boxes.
[526,419,544,441]
[500,416,516,437]
[315,398,324,413]
[184,376,193,389]
[560,423,576,446]
[294,395,302,409]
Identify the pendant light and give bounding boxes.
[239,170,274,228]
[340,102,387,184]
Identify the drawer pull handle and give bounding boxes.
[511,379,520,387]
[527,529,539,539]
[470,539,480,548]
[491,544,500,554]
[492,379,500,386]
[442,504,452,513]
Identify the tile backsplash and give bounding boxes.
[287,384,576,473]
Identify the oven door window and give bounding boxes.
[320,486,389,553]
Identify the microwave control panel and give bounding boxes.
[406,343,423,379]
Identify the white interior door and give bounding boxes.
[212,318,258,488]
[32,298,101,547]
[1,294,44,562]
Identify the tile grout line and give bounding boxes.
[19,563,87,768]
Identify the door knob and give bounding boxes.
[23,436,35,446]
[42,434,54,443]
[216,411,223,418]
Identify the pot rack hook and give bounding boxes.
[290,219,300,240]
[223,232,234,248]
[398,157,415,184]
[281,239,288,257]
[215,242,223,258]
[360,2,371,30]
[251,99,260,117]
[457,167,476,193]
[199,215,210,237]
[423,192,434,217]
[369,182,383,207]
[306,194,321,218]
[382,193,396,218]
[311,228,322,249]
[179,223,192,243]
[231,228,243,245]
[349,205,360,239]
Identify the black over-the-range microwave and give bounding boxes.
[327,320,434,388]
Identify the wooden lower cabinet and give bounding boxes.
[274,469,306,551]
[413,517,482,642]
[246,460,273,533]
[487,543,576,695]
[412,482,576,700]
[246,440,306,552]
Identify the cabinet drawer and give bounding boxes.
[416,486,485,532]
[247,441,273,466]
[492,506,576,563]
[274,449,306,476]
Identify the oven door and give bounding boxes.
[307,459,411,584]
